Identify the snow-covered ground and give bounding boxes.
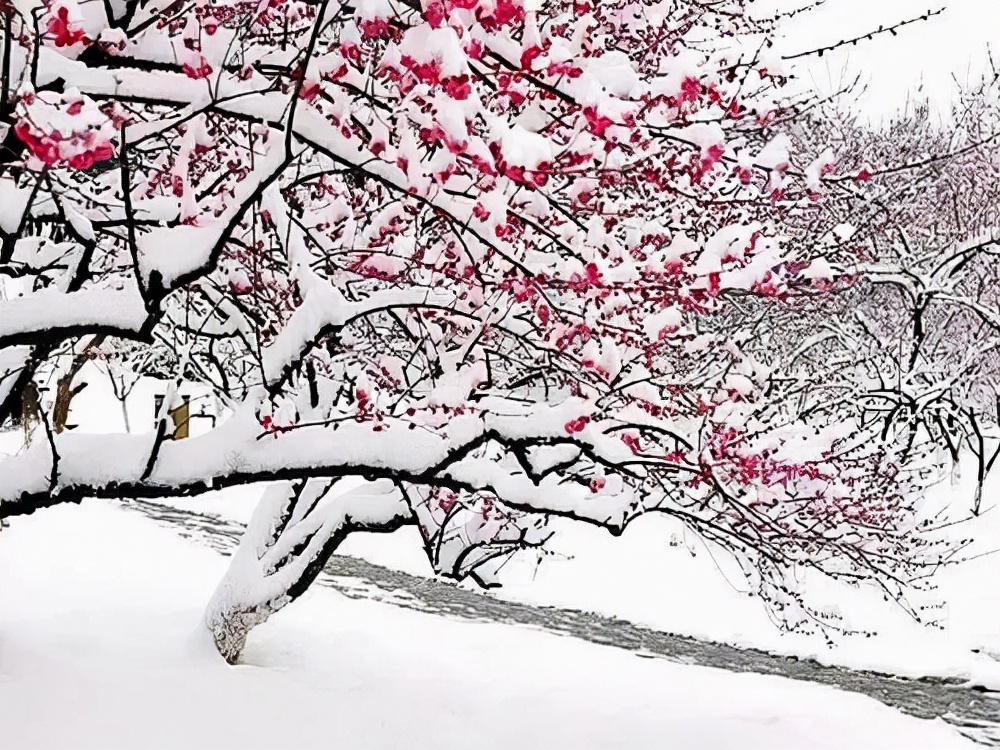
[0,501,980,750]
[3,407,999,692]
[156,476,1000,690]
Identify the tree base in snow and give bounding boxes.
[207,606,272,664]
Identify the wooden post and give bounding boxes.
[170,396,190,440]
[154,394,191,440]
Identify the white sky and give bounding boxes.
[774,0,1000,120]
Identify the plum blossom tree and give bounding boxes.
[0,0,949,662]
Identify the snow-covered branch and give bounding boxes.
[0,0,952,662]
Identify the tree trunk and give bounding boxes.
[18,379,41,442]
[204,479,411,663]
[52,369,83,433]
[52,337,105,433]
[208,604,278,665]
[204,480,341,663]
[120,397,131,433]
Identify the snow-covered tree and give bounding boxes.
[0,0,948,662]
[783,87,1000,517]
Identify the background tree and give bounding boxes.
[778,82,1000,517]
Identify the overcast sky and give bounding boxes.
[774,0,1000,120]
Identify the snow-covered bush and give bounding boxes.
[0,0,950,661]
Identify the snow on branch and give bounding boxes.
[0,286,148,347]
[0,0,958,659]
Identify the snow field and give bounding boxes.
[0,501,979,750]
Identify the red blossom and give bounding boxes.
[358,17,393,39]
[423,1,447,27]
[298,80,322,102]
[400,55,442,85]
[14,123,60,165]
[46,6,88,48]
[67,143,114,170]
[464,38,484,59]
[520,45,543,70]
[680,76,702,103]
[621,433,641,455]
[443,76,472,100]
[182,56,213,79]
[476,0,525,29]
[583,106,613,138]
